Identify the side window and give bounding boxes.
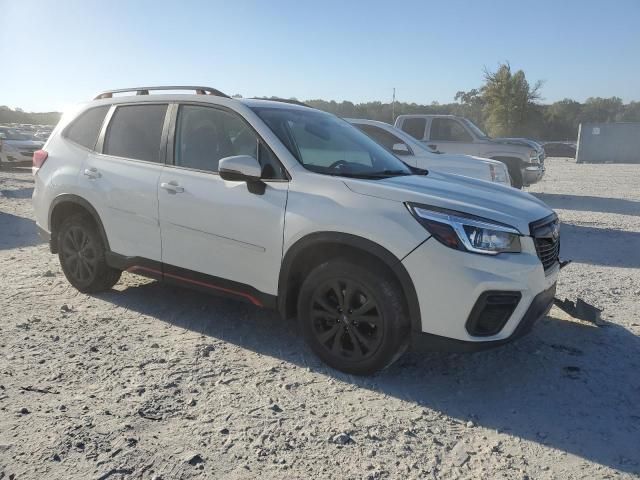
[357,124,411,155]
[104,104,168,162]
[65,106,110,150]
[400,118,426,140]
[430,118,473,142]
[174,105,284,178]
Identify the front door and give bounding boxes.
[427,117,476,155]
[158,103,288,304]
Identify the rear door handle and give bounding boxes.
[83,167,101,179]
[160,181,184,193]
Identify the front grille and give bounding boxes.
[530,214,560,272]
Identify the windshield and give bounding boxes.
[250,107,412,178]
[462,118,489,139]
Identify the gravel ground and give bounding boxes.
[0,157,639,479]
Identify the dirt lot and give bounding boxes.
[1,157,639,479]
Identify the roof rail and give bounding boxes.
[251,97,310,108]
[93,86,230,100]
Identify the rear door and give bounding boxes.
[80,102,169,264]
[157,103,288,301]
[427,117,476,155]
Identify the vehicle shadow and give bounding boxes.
[0,211,42,250]
[532,193,640,217]
[97,281,640,474]
[561,223,640,268]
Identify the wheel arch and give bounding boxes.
[278,232,422,332]
[48,194,109,254]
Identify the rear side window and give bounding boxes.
[400,118,426,140]
[65,106,110,149]
[104,104,168,162]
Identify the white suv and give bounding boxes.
[32,86,560,375]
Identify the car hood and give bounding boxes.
[343,171,553,235]
[430,152,504,167]
[491,137,542,152]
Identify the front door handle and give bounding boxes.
[83,167,101,179]
[160,181,184,194]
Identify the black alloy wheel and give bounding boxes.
[57,213,121,292]
[309,279,384,361]
[60,225,99,285]
[298,259,410,375]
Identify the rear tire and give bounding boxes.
[57,213,121,293]
[297,259,410,375]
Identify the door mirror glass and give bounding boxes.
[219,155,262,182]
[392,143,410,155]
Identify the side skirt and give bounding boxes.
[104,251,277,309]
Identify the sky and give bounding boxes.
[1,0,639,112]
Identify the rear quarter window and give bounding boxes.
[64,106,110,149]
[104,104,168,162]
[399,118,427,140]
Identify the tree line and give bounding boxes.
[3,63,639,141]
[306,63,640,141]
[0,106,61,127]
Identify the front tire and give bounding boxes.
[510,167,524,189]
[57,213,121,293]
[297,259,410,375]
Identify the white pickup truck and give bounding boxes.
[394,115,545,188]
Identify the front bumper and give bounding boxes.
[411,283,556,351]
[523,164,544,185]
[402,236,559,345]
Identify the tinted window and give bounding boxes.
[400,118,426,139]
[430,118,473,142]
[174,105,284,178]
[65,106,109,149]
[357,124,410,154]
[104,104,168,162]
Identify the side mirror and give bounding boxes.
[219,155,262,182]
[219,155,266,195]
[392,143,410,155]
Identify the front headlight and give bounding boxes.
[489,163,510,185]
[406,203,522,255]
[529,150,540,163]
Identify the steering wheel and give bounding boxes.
[328,160,349,170]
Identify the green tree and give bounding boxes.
[543,99,583,140]
[579,97,623,123]
[619,101,640,122]
[481,62,543,137]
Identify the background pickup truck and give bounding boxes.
[394,114,545,188]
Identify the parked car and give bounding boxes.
[347,118,511,186]
[0,127,44,166]
[32,86,560,375]
[34,129,53,142]
[394,115,545,188]
[542,141,576,158]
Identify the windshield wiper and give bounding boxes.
[365,169,413,177]
[310,169,413,180]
